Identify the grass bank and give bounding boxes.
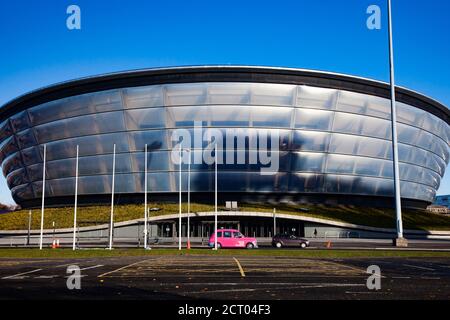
[1,203,450,231]
[1,248,450,259]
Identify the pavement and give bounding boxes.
[0,254,450,300]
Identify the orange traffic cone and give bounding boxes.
[326,241,332,249]
[187,240,191,250]
[56,239,60,248]
[51,239,57,249]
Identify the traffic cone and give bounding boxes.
[187,240,191,249]
[56,239,60,248]
[326,241,332,249]
[52,239,56,249]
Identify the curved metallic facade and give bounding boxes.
[0,66,449,207]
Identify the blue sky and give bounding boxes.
[0,0,449,204]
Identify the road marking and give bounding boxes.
[80,265,103,271]
[2,269,42,280]
[392,276,411,279]
[403,264,435,271]
[98,260,148,278]
[233,257,246,277]
[35,275,59,279]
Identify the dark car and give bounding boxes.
[272,234,310,249]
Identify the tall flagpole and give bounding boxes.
[387,0,406,246]
[178,146,182,251]
[72,145,79,250]
[214,146,218,250]
[144,144,148,249]
[187,149,191,249]
[108,144,116,250]
[39,144,46,250]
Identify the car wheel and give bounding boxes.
[246,243,255,249]
[275,242,282,248]
[300,242,307,249]
[216,243,222,249]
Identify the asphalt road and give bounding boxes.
[0,254,450,300]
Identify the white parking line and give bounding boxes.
[403,264,435,271]
[2,269,42,280]
[98,260,147,278]
[80,265,104,271]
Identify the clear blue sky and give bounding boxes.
[0,0,449,204]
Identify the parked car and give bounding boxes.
[272,234,310,248]
[208,229,258,249]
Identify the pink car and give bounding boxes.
[208,229,258,249]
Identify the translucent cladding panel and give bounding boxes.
[0,120,13,144]
[294,109,333,130]
[337,91,391,119]
[292,131,330,152]
[7,168,28,188]
[329,134,392,159]
[425,152,447,176]
[45,153,133,179]
[396,102,425,128]
[325,174,392,195]
[164,83,207,106]
[11,184,33,202]
[326,154,356,175]
[144,172,171,192]
[297,86,337,110]
[167,106,209,127]
[288,173,324,192]
[251,106,292,128]
[398,144,427,168]
[399,163,441,189]
[27,163,44,182]
[247,172,288,192]
[207,83,251,104]
[16,129,37,149]
[415,183,436,202]
[291,152,326,173]
[124,108,166,130]
[122,85,164,109]
[44,132,130,161]
[210,106,251,127]
[397,123,420,146]
[131,151,170,172]
[129,130,167,152]
[77,175,112,194]
[195,128,290,151]
[46,178,75,196]
[21,146,42,166]
[332,113,391,139]
[10,111,30,133]
[2,152,23,176]
[249,83,295,106]
[34,111,125,143]
[32,180,54,197]
[28,90,123,125]
[0,136,19,163]
[422,111,443,134]
[353,157,391,177]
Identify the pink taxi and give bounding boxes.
[208,229,258,249]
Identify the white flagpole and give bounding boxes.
[39,144,46,250]
[387,0,406,245]
[178,146,182,251]
[214,146,218,250]
[187,149,191,249]
[108,144,116,250]
[72,145,79,250]
[144,143,148,249]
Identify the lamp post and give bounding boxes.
[108,144,116,250]
[144,143,149,250]
[214,146,218,250]
[186,148,191,249]
[178,146,182,251]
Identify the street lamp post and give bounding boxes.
[214,146,218,250]
[39,144,46,250]
[187,148,191,249]
[144,144,149,250]
[72,145,79,250]
[178,146,182,251]
[108,144,116,250]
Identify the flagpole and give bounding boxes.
[387,0,407,246]
[178,146,182,251]
[108,144,116,250]
[144,143,148,249]
[72,145,79,250]
[214,146,218,250]
[39,144,46,250]
[187,148,191,249]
